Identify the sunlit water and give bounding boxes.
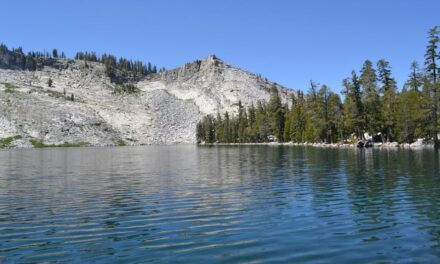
[0,146,439,263]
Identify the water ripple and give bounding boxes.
[0,146,439,263]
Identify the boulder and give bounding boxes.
[365,140,373,148]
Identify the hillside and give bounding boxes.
[0,51,295,147]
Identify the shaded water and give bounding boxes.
[0,146,439,263]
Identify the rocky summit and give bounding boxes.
[0,54,295,148]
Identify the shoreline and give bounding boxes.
[0,141,435,150]
[201,141,435,149]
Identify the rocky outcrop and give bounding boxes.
[0,55,295,147]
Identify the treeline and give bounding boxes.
[0,44,67,71]
[75,51,164,83]
[197,26,440,146]
[0,43,163,84]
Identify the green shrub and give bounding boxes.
[3,83,15,93]
[113,83,140,94]
[0,135,22,148]
[116,139,126,146]
[30,139,89,148]
[45,89,75,101]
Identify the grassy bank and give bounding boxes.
[0,135,22,148]
[30,139,89,148]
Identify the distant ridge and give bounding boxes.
[0,44,295,148]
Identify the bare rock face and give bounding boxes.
[0,55,295,147]
[146,55,293,115]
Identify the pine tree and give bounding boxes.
[256,101,269,142]
[408,61,423,92]
[237,101,248,142]
[283,99,295,142]
[215,112,223,142]
[267,85,284,142]
[290,92,307,142]
[395,62,430,142]
[202,115,215,143]
[425,26,439,83]
[359,60,382,138]
[424,26,439,147]
[327,91,343,143]
[230,118,238,143]
[318,85,331,143]
[305,80,322,142]
[396,87,427,143]
[377,59,398,142]
[196,121,204,143]
[342,71,364,140]
[247,103,257,142]
[223,112,231,143]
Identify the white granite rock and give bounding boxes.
[0,56,295,147]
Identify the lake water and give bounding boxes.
[0,146,439,263]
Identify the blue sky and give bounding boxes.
[0,0,438,92]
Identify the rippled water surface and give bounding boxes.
[1,146,440,263]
